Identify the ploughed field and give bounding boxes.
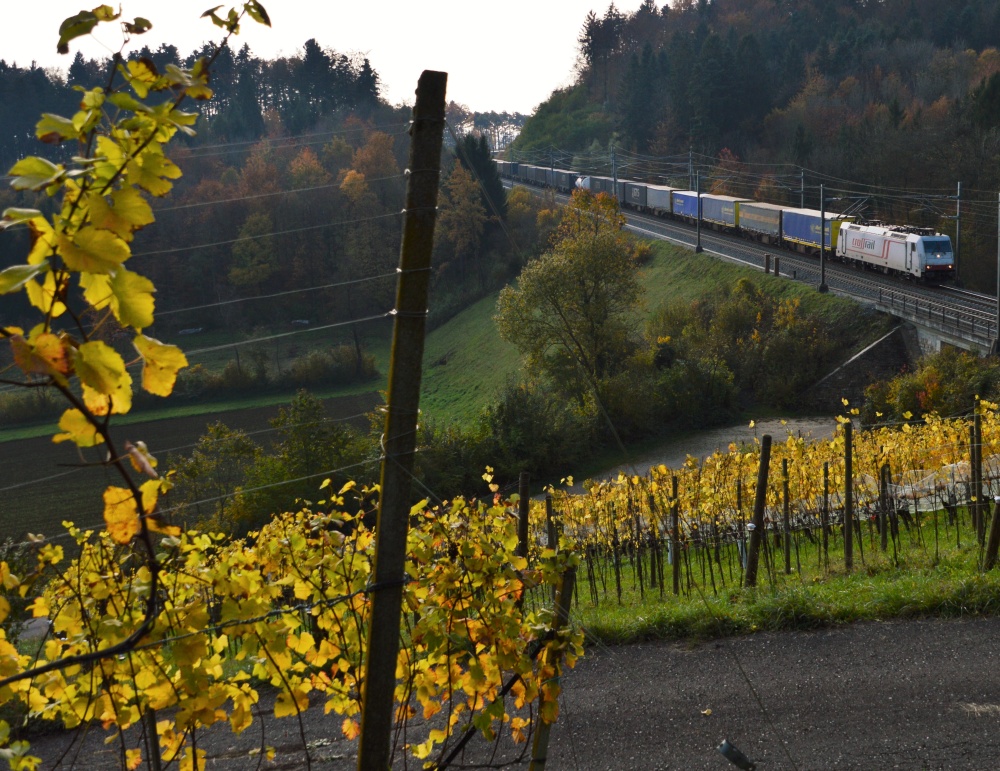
[0,391,381,539]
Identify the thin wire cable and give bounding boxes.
[152,173,406,214]
[11,456,383,547]
[131,210,402,258]
[156,271,398,317]
[183,311,393,357]
[0,412,377,495]
[175,122,411,155]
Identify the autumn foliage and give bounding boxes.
[0,5,581,769]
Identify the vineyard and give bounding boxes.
[535,404,1000,642]
[0,494,581,770]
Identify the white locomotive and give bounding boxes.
[835,222,954,280]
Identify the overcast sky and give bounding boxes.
[2,1,616,113]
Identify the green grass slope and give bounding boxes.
[419,294,521,426]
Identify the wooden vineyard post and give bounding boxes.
[647,493,661,594]
[518,472,531,559]
[529,566,577,771]
[744,435,772,588]
[844,423,856,567]
[983,498,1000,571]
[969,422,978,540]
[737,478,746,579]
[822,461,830,570]
[880,463,889,552]
[545,493,557,604]
[975,409,986,546]
[357,70,446,771]
[782,458,791,574]
[545,493,557,550]
[671,476,680,596]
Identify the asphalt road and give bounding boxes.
[23,617,1000,769]
[549,617,1000,770]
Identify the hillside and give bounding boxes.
[512,0,1000,290]
[0,237,884,537]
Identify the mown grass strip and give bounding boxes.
[574,537,1000,645]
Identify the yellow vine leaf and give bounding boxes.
[125,58,160,99]
[110,268,155,330]
[24,270,66,317]
[127,146,181,196]
[0,262,47,295]
[342,718,361,741]
[78,264,155,331]
[125,748,142,771]
[178,746,206,771]
[8,155,63,191]
[74,340,127,395]
[86,186,154,241]
[274,686,310,718]
[102,486,141,544]
[10,333,70,382]
[134,334,188,396]
[25,216,56,265]
[93,135,127,186]
[57,226,130,274]
[82,369,133,416]
[53,408,102,446]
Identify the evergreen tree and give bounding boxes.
[354,58,381,111]
[455,134,507,221]
[618,43,659,151]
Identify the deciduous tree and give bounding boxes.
[495,190,643,397]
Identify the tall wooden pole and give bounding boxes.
[357,70,446,771]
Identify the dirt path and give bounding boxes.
[22,616,1000,769]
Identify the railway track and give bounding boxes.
[509,181,1000,346]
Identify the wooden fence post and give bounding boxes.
[744,435,772,588]
[356,70,446,771]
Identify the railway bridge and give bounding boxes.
[869,285,996,355]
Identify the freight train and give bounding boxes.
[496,161,955,281]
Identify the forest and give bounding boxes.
[0,38,528,415]
[513,0,1000,289]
